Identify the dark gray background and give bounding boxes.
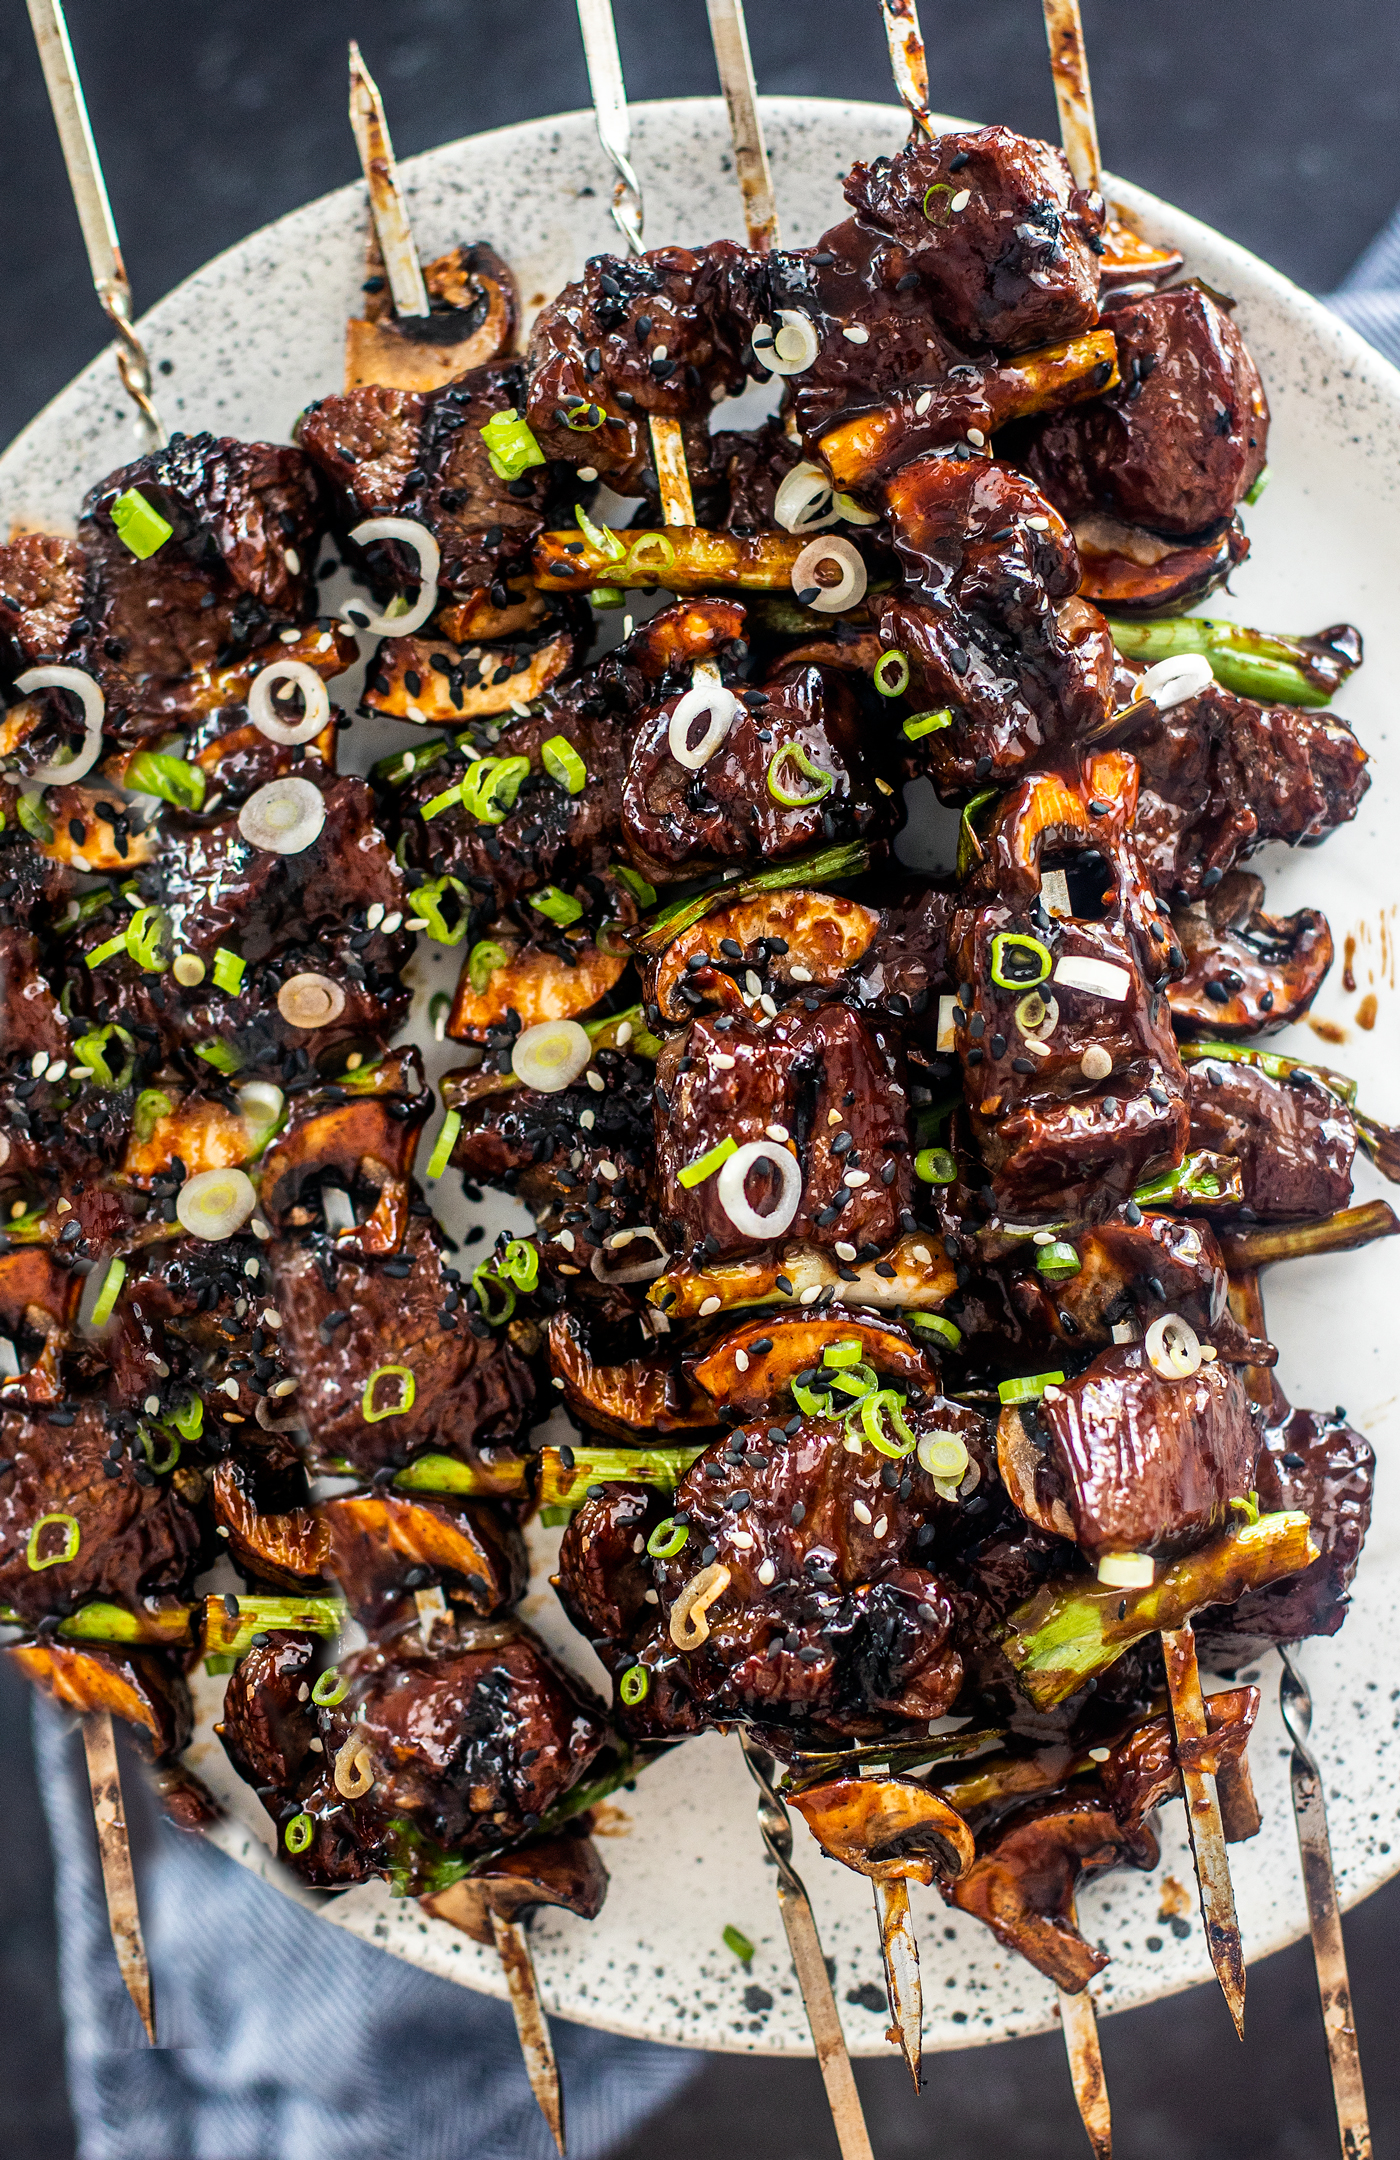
[2,3,1398,2156]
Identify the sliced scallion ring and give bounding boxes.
[1036,1240,1081,1283]
[1144,1312,1203,1380]
[619,1665,650,1706]
[541,734,588,794]
[471,1263,516,1326]
[914,1147,957,1184]
[311,1670,349,1707]
[176,1166,258,1242]
[574,503,625,559]
[460,755,530,825]
[480,408,546,483]
[248,659,331,746]
[751,310,820,377]
[124,749,206,810]
[511,1018,592,1094]
[790,534,867,615]
[17,665,107,784]
[425,1110,461,1181]
[284,1812,315,1853]
[646,1516,689,1560]
[340,517,442,638]
[716,1139,803,1240]
[467,939,510,995]
[361,1365,416,1421]
[238,777,327,856]
[110,487,172,558]
[127,906,171,974]
[773,461,840,534]
[530,885,584,926]
[667,678,739,770]
[276,973,346,1029]
[822,1340,865,1370]
[408,875,469,944]
[860,1389,918,1458]
[916,1431,970,1481]
[26,1512,80,1571]
[625,532,677,579]
[72,1024,134,1089]
[997,1370,1066,1405]
[498,1238,540,1292]
[989,932,1052,989]
[212,947,245,994]
[90,1257,126,1328]
[873,650,911,699]
[766,742,834,807]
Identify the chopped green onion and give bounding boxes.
[471,1264,516,1326]
[678,1134,738,1189]
[17,791,54,844]
[908,1312,962,1349]
[90,1258,127,1327]
[110,486,173,559]
[1244,465,1270,506]
[498,1238,540,1292]
[990,932,1052,989]
[126,906,170,973]
[170,1396,204,1441]
[722,1925,755,1967]
[429,990,452,1040]
[646,1516,690,1559]
[86,930,130,970]
[460,755,530,825]
[592,585,627,608]
[125,750,206,809]
[822,1339,865,1370]
[574,503,625,560]
[530,885,584,926]
[132,1088,174,1143]
[284,1812,314,1854]
[610,862,657,909]
[914,1147,957,1184]
[830,1363,878,1400]
[73,1024,135,1089]
[361,1365,416,1422]
[467,939,509,995]
[425,1111,461,1181]
[1035,1240,1081,1283]
[311,1670,349,1707]
[541,734,588,794]
[421,781,465,821]
[873,649,911,698]
[625,532,677,578]
[138,1426,180,1475]
[409,875,469,944]
[26,1512,80,1571]
[917,1431,970,1482]
[563,399,606,431]
[998,1371,1066,1406]
[372,737,451,788]
[57,889,117,937]
[922,182,955,223]
[861,1388,917,1458]
[766,742,834,807]
[193,1039,245,1075]
[619,1665,650,1706]
[903,708,952,740]
[480,408,546,482]
[212,947,245,994]
[956,787,999,882]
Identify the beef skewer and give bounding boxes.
[25,0,162,2045]
[705,0,779,253]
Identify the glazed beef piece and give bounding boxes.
[1003,1211,1270,1362]
[0,1398,203,1624]
[272,1209,537,1474]
[1027,287,1269,537]
[321,1490,528,1634]
[708,418,803,532]
[1003,1342,1260,1563]
[526,245,754,493]
[654,1004,916,1266]
[1167,876,1332,1038]
[298,362,577,608]
[878,453,1116,788]
[946,1796,1158,1991]
[10,1639,193,1758]
[622,661,894,880]
[0,532,86,670]
[1186,1056,1355,1220]
[107,1229,294,1426]
[841,126,1104,355]
[0,927,70,1075]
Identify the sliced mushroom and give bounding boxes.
[447,940,628,1042]
[322,1490,526,1622]
[948,1797,1158,1992]
[420,1823,608,1942]
[1073,512,1247,615]
[362,629,576,726]
[789,1774,975,1884]
[547,1313,716,1442]
[649,888,880,1023]
[997,1403,1076,1541]
[208,1458,331,1589]
[690,1311,938,1418]
[650,1235,958,1321]
[258,1050,430,1253]
[9,1641,192,1759]
[1169,874,1333,1037]
[435,586,549,645]
[346,242,519,393]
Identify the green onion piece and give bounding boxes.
[132,1088,174,1143]
[645,1516,689,1560]
[284,1811,314,1854]
[460,754,531,825]
[126,906,170,974]
[766,742,835,807]
[125,750,206,809]
[311,1670,349,1707]
[73,1024,135,1089]
[678,1134,738,1189]
[790,1379,831,1418]
[388,1453,529,1499]
[722,1925,755,1967]
[914,1147,957,1184]
[111,486,173,559]
[471,1264,516,1326]
[574,503,626,560]
[830,1363,877,1401]
[1131,1150,1241,1209]
[421,780,465,822]
[17,791,54,844]
[212,946,245,994]
[170,1396,204,1441]
[903,708,952,740]
[1244,465,1270,506]
[86,930,130,971]
[193,1038,245,1075]
[610,862,657,910]
[409,875,469,944]
[371,737,451,788]
[26,1512,81,1571]
[467,940,509,996]
[1035,1240,1081,1283]
[861,1388,918,1458]
[201,1593,346,1658]
[917,1432,970,1482]
[822,1339,864,1370]
[425,1110,461,1181]
[908,1311,962,1349]
[956,787,999,882]
[90,1258,126,1327]
[624,532,677,578]
[480,408,546,482]
[592,585,627,608]
[499,1238,540,1292]
[541,733,588,794]
[998,1371,1066,1406]
[361,1365,416,1422]
[635,839,870,958]
[57,889,117,937]
[530,884,584,926]
[1105,609,1340,709]
[139,1426,180,1475]
[619,1665,650,1706]
[563,399,606,431]
[1178,1037,1358,1109]
[990,932,1052,990]
[428,990,452,1041]
[873,649,911,698]
[922,182,954,223]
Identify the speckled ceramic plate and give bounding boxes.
[5,95,1399,2058]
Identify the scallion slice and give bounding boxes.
[111,487,173,559]
[998,1370,1065,1405]
[530,884,584,926]
[361,1365,416,1422]
[619,1665,650,1706]
[212,947,245,994]
[903,708,951,740]
[989,932,1052,989]
[467,939,509,995]
[873,649,911,698]
[541,734,588,794]
[408,875,469,945]
[646,1517,689,1560]
[425,1111,461,1181]
[766,742,834,807]
[479,408,546,482]
[677,1135,738,1189]
[26,1512,81,1571]
[908,1312,962,1349]
[125,749,206,809]
[90,1258,126,1328]
[914,1147,957,1184]
[284,1811,314,1854]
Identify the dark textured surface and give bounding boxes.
[2,3,1398,2156]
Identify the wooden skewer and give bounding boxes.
[490,1912,567,2155]
[1161,1620,1246,2037]
[1040,0,1101,194]
[872,1876,921,2089]
[1058,1959,1112,2159]
[81,1710,156,2044]
[704,0,779,252]
[877,0,932,132]
[347,41,430,319]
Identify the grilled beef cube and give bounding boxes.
[622,661,893,881]
[0,532,86,670]
[298,362,575,606]
[272,1209,537,1475]
[0,1248,83,1405]
[655,1005,916,1265]
[1004,1211,1271,1361]
[947,1796,1158,1992]
[1027,286,1269,537]
[1001,1343,1260,1563]
[878,453,1115,788]
[1131,681,1370,902]
[0,1397,203,1625]
[1198,1405,1373,1660]
[109,1229,292,1427]
[708,417,803,531]
[1168,874,1332,1037]
[10,1640,192,1758]
[321,1491,527,1634]
[1186,1056,1355,1219]
[217,1626,607,1886]
[526,245,753,493]
[0,927,69,1073]
[841,126,1104,355]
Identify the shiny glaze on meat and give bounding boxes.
[1187,1057,1355,1219]
[1168,877,1333,1037]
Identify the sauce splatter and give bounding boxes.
[1356,993,1378,1031]
[1157,1874,1191,1921]
[1309,1016,1347,1045]
[1343,934,1357,993]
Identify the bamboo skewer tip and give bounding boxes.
[81,1710,155,2045]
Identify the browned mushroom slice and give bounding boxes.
[650,1234,958,1321]
[9,1641,192,1759]
[322,1490,526,1627]
[1097,1683,1260,1837]
[997,1403,1077,1541]
[1169,875,1333,1037]
[435,585,550,644]
[446,939,628,1042]
[0,1246,83,1403]
[346,242,518,392]
[362,628,576,725]
[420,1822,609,1940]
[259,1049,431,1254]
[208,1458,331,1589]
[1073,512,1248,615]
[690,1312,938,1419]
[947,1797,1158,1992]
[789,1774,974,1884]
[1097,217,1185,292]
[120,1091,255,1185]
[19,783,159,872]
[647,889,879,1023]
[547,1313,715,1442]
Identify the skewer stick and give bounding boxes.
[490,1912,567,2155]
[740,1736,875,2160]
[1161,1622,1246,2037]
[347,41,430,319]
[704,0,779,252]
[872,1877,921,2089]
[81,1711,155,2044]
[877,0,932,133]
[1058,1966,1112,2160]
[26,0,164,444]
[1040,0,1102,194]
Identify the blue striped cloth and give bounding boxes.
[35,217,1400,2160]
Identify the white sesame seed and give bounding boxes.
[56,1199,71,1215]
[509,699,532,718]
[745,971,763,997]
[912,1245,932,1265]
[1088,1746,1111,1762]
[757,1559,777,1587]
[596,1160,617,1181]
[844,1169,870,1188]
[366,903,385,929]
[251,1217,271,1240]
[633,1535,645,1554]
[731,1529,754,1549]
[46,1061,67,1082]
[789,965,813,982]
[1032,1229,1056,1246]
[1201,1345,1219,1362]
[284,548,301,574]
[966,428,985,447]
[308,1736,324,1753]
[586,1069,605,1092]
[578,466,598,482]
[580,1109,596,1130]
[1043,1384,1064,1402]
[215,1525,230,1538]
[553,1376,567,1388]
[644,1588,659,1603]
[557,1263,580,1276]
[381,911,403,934]
[406,918,429,932]
[652,343,669,361]
[800,1284,823,1305]
[30,1051,48,1077]
[842,324,870,344]
[1025,515,1051,530]
[713,1053,736,1070]
[262,1310,282,1328]
[271,1378,298,1398]
[914,390,933,416]
[557,1230,576,1251]
[222,1379,240,1399]
[700,1296,722,1317]
[827,1109,843,1127]
[873,1515,888,1537]
[615,1021,633,1046]
[143,1395,160,1415]
[735,1349,750,1371]
[766,1123,790,1143]
[297,1681,310,1702]
[759,994,778,1017]
[853,1500,873,1524]
[835,1242,857,1262]
[950,188,971,212]
[279,627,301,644]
